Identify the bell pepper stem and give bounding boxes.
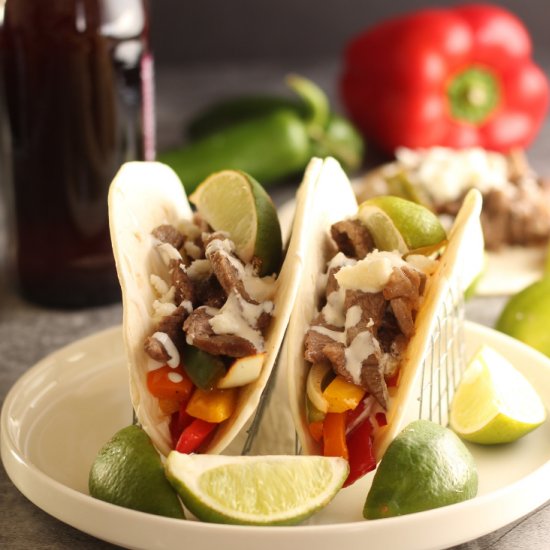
[447,66,500,124]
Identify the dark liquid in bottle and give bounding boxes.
[0,0,153,307]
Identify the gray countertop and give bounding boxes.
[1,62,549,549]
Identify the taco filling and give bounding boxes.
[357,147,550,250]
[143,215,278,454]
[303,217,442,486]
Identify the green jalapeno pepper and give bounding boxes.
[186,96,307,141]
[157,75,364,193]
[159,109,311,193]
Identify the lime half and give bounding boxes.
[450,346,546,444]
[165,452,348,525]
[89,425,184,518]
[189,170,282,276]
[496,278,550,358]
[364,420,477,519]
[357,196,447,254]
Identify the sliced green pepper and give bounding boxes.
[182,346,227,390]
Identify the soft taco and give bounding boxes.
[284,157,484,486]
[108,161,321,456]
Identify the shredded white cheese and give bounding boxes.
[335,250,409,293]
[396,146,508,203]
[156,242,182,265]
[186,259,211,280]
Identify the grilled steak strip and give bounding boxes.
[183,307,258,357]
[331,219,375,259]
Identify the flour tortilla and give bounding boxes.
[284,157,484,461]
[108,160,322,456]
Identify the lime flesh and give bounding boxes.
[189,169,282,276]
[450,345,546,444]
[88,425,184,518]
[356,196,447,254]
[165,453,348,525]
[364,420,477,519]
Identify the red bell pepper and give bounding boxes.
[340,4,549,153]
[169,399,194,447]
[344,418,376,487]
[175,418,217,454]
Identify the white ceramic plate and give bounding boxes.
[2,324,550,550]
[278,197,547,297]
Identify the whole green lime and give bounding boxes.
[364,420,477,519]
[89,425,184,518]
[496,277,550,358]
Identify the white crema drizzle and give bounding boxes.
[209,292,266,352]
[205,237,276,302]
[151,331,180,368]
[315,247,431,383]
[344,331,380,385]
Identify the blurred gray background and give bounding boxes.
[150,0,550,66]
[149,0,550,170]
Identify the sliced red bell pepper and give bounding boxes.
[346,397,368,427]
[375,412,388,428]
[169,399,194,448]
[344,418,376,487]
[147,365,194,401]
[175,418,217,454]
[340,4,549,153]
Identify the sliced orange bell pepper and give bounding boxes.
[323,375,366,413]
[308,420,324,443]
[323,412,349,460]
[158,398,181,415]
[147,365,194,401]
[186,387,237,423]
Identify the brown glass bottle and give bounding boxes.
[0,0,155,308]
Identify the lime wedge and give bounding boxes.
[189,169,282,276]
[450,346,546,444]
[165,452,348,525]
[89,425,184,518]
[356,196,447,254]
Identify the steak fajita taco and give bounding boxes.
[108,161,321,457]
[284,157,484,486]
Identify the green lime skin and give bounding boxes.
[89,425,184,519]
[364,420,478,519]
[246,171,283,276]
[495,277,550,358]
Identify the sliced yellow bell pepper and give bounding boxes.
[186,387,237,423]
[323,375,366,413]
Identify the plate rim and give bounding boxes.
[2,322,550,550]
